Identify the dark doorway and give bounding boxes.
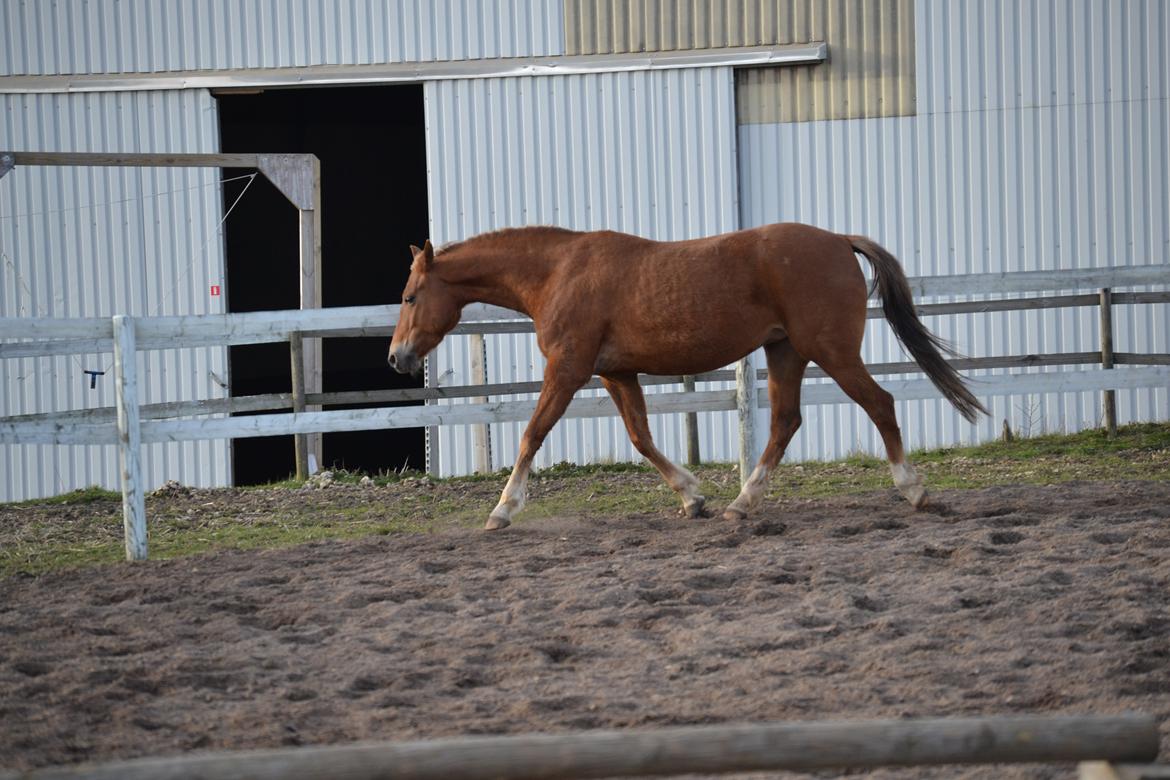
[217,85,427,485]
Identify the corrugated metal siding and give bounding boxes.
[563,0,916,123]
[424,68,742,476]
[0,90,231,501]
[1,0,564,76]
[738,0,1169,462]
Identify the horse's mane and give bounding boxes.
[436,226,579,256]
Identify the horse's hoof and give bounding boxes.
[684,496,707,519]
[484,514,511,531]
[721,507,747,521]
[904,485,928,510]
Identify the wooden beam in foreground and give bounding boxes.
[1080,762,1170,780]
[7,714,1158,780]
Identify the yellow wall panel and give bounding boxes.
[564,0,915,123]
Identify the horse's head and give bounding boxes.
[387,240,461,375]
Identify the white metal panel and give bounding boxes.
[0,90,231,501]
[737,0,1169,462]
[0,0,565,77]
[424,67,741,476]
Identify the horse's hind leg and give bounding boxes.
[724,340,808,520]
[816,355,927,509]
[601,374,706,518]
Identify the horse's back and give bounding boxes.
[557,222,868,375]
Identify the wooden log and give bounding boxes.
[112,315,147,562]
[683,375,700,466]
[10,714,1158,780]
[1116,353,1170,366]
[1114,291,1170,305]
[1101,288,1117,437]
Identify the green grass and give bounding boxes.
[13,485,119,507]
[145,512,434,560]
[2,422,1167,577]
[922,422,1170,461]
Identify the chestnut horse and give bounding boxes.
[388,223,986,530]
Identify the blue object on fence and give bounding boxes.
[83,369,105,389]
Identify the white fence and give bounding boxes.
[1,265,1168,560]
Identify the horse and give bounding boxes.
[387,223,987,530]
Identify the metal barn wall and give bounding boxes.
[0,90,231,501]
[1,0,564,75]
[563,0,917,124]
[423,67,741,476]
[5,0,1165,491]
[738,0,1169,462]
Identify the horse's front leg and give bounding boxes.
[486,356,592,530]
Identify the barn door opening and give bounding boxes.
[217,84,427,485]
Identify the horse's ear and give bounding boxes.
[409,242,435,271]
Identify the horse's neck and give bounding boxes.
[439,237,560,317]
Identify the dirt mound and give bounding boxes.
[2,481,1169,778]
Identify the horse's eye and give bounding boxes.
[404,295,416,305]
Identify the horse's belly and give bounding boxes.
[595,323,778,376]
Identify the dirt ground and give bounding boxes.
[2,480,1168,778]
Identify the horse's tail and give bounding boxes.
[848,235,988,424]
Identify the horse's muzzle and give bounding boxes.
[387,345,420,375]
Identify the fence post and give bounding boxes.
[469,333,491,473]
[112,314,147,561]
[683,375,700,466]
[735,354,758,486]
[1099,288,1116,438]
[297,165,324,475]
[289,331,310,480]
[424,355,439,474]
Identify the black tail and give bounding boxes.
[849,235,988,424]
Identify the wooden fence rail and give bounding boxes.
[0,349,1164,430]
[0,714,1158,780]
[1,265,1169,560]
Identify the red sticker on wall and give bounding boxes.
[210,285,221,296]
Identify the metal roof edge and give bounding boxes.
[0,43,826,94]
